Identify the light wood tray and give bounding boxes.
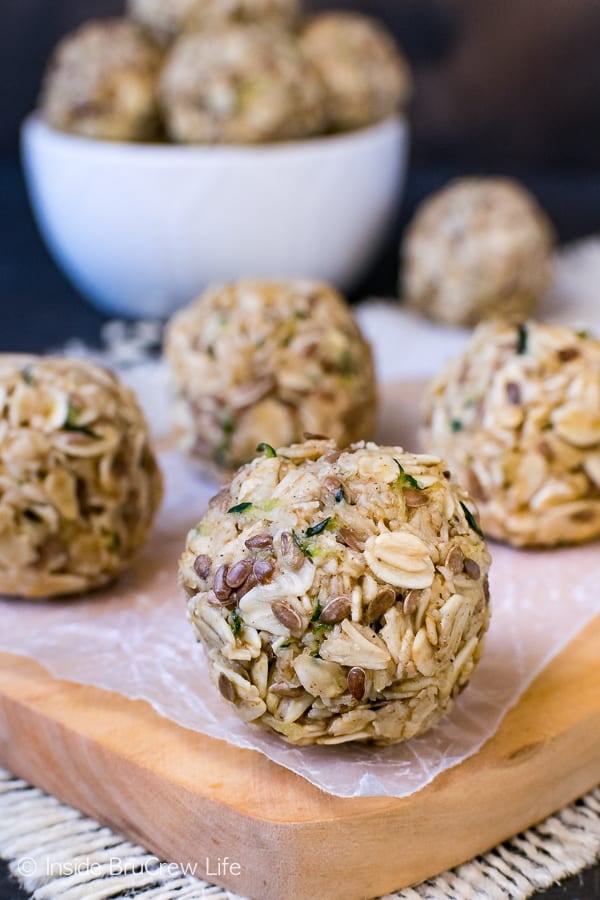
[0,381,598,900]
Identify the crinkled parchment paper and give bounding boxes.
[0,449,598,798]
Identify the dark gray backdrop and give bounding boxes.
[4,0,600,165]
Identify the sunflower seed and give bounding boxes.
[319,595,351,624]
[272,600,303,635]
[483,575,490,603]
[280,531,304,570]
[506,382,521,405]
[571,508,596,522]
[209,591,237,610]
[404,488,428,507]
[445,545,465,574]
[537,440,555,462]
[253,558,275,583]
[558,347,580,362]
[213,564,232,601]
[463,558,481,580]
[336,527,365,552]
[269,681,304,697]
[347,667,366,700]
[208,488,231,511]
[218,673,236,702]
[236,571,258,600]
[194,554,211,579]
[245,533,273,551]
[225,559,252,588]
[403,590,419,615]
[323,475,343,495]
[366,586,396,622]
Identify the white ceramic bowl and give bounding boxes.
[21,114,408,317]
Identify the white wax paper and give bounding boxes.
[6,254,600,798]
[0,448,598,799]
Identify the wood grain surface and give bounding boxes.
[0,616,598,900]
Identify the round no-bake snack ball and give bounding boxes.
[181,440,491,745]
[160,26,326,143]
[0,356,163,598]
[300,12,411,132]
[165,280,376,477]
[402,178,554,327]
[40,20,163,141]
[128,0,300,45]
[422,321,600,547]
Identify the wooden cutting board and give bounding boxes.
[0,382,599,900]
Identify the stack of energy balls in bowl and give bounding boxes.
[30,1,413,317]
[39,1,412,144]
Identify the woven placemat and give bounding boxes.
[0,769,598,900]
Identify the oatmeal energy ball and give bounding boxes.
[402,178,554,327]
[300,12,411,131]
[165,280,376,476]
[40,20,163,141]
[128,0,301,44]
[0,356,163,598]
[422,321,600,547]
[160,26,326,143]
[181,440,491,745]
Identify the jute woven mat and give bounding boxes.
[0,769,598,900]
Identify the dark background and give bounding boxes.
[4,0,600,352]
[4,0,600,354]
[5,0,600,164]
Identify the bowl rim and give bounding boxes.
[22,112,407,163]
